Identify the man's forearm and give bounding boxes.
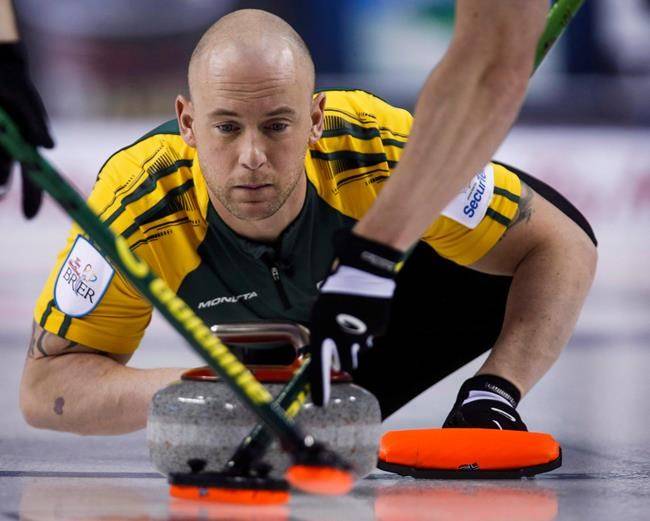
[20,354,185,435]
[354,59,529,251]
[477,238,597,396]
[354,1,547,251]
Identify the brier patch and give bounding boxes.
[54,235,114,317]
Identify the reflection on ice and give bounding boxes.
[17,476,559,521]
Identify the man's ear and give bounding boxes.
[308,92,326,145]
[176,95,197,148]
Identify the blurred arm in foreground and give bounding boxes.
[354,0,548,250]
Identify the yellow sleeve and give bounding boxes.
[308,90,522,266]
[422,163,522,265]
[306,89,413,219]
[33,149,154,355]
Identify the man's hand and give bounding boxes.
[443,374,528,431]
[308,228,404,406]
[0,42,54,218]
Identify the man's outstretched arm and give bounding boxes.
[20,323,185,435]
[354,0,548,251]
[441,179,596,430]
[470,182,597,396]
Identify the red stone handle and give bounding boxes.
[182,321,352,383]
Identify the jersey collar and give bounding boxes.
[206,175,317,262]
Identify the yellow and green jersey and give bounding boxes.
[34,89,521,355]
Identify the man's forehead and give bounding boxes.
[189,37,314,102]
[207,104,298,119]
[204,73,297,94]
[194,67,310,111]
[210,40,295,68]
[193,42,293,83]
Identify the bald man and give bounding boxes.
[21,9,596,436]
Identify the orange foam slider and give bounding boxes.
[378,428,561,479]
[285,464,354,495]
[170,484,290,505]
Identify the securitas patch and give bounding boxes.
[54,236,114,317]
[441,164,495,229]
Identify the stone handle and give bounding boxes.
[210,321,310,357]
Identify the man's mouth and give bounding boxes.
[236,184,272,190]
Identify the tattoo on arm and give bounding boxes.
[53,397,65,415]
[26,321,121,361]
[500,181,535,241]
[35,329,48,357]
[27,321,37,359]
[28,327,79,359]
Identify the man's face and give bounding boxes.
[179,49,319,222]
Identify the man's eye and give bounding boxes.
[267,122,289,132]
[216,123,238,133]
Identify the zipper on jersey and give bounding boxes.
[270,265,291,309]
[262,250,291,310]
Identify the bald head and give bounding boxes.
[176,9,326,236]
[188,9,315,100]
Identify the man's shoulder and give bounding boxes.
[90,119,199,227]
[137,119,181,141]
[306,90,413,221]
[309,88,412,163]
[315,88,412,131]
[96,119,193,182]
[315,87,393,109]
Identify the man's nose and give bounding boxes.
[239,131,267,171]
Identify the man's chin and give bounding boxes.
[230,202,278,221]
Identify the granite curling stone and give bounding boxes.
[147,322,382,479]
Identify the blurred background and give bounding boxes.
[11,0,650,122]
[1,0,649,420]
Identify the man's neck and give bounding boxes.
[210,174,307,244]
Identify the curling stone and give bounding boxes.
[147,322,381,479]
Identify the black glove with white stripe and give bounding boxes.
[308,227,404,407]
[0,43,54,218]
[443,374,528,431]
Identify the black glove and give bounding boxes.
[308,227,404,406]
[0,42,54,218]
[443,374,528,431]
